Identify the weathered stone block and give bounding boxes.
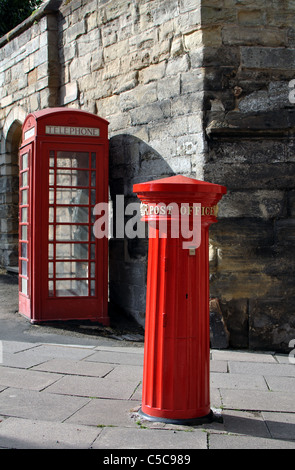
[218,190,286,219]
[60,81,79,105]
[139,62,166,85]
[222,26,287,47]
[157,75,180,100]
[130,100,171,125]
[210,298,230,349]
[249,298,295,352]
[241,46,295,69]
[181,69,204,94]
[275,219,295,245]
[65,21,86,43]
[218,299,249,349]
[165,54,190,76]
[205,162,295,190]
[180,0,200,14]
[201,6,237,24]
[237,9,263,26]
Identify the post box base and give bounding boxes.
[138,408,214,426]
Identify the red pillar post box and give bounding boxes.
[133,175,226,424]
[19,108,109,325]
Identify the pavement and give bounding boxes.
[0,273,295,450]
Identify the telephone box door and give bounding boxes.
[19,145,32,318]
[41,142,108,322]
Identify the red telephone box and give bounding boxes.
[134,175,226,424]
[19,108,109,325]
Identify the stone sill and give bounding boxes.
[206,110,295,140]
[0,0,62,48]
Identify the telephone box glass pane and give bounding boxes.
[57,151,89,169]
[49,151,55,168]
[90,244,96,259]
[21,172,28,187]
[56,169,89,187]
[90,262,95,277]
[91,280,95,296]
[55,261,88,279]
[48,262,54,278]
[48,281,54,296]
[21,189,28,205]
[49,189,54,204]
[49,225,54,241]
[22,153,28,170]
[21,261,27,276]
[49,169,54,185]
[55,243,88,260]
[55,188,89,205]
[21,278,27,295]
[21,225,28,241]
[21,243,28,258]
[55,280,88,297]
[55,225,89,242]
[21,208,28,222]
[49,244,54,259]
[55,206,89,224]
[49,207,54,223]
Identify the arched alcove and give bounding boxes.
[0,107,26,269]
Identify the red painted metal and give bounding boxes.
[134,175,227,423]
[19,108,109,325]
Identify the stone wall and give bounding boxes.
[57,0,207,325]
[0,0,294,350]
[201,0,295,350]
[0,1,60,266]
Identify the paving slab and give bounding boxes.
[31,358,114,377]
[0,417,101,449]
[0,387,90,422]
[209,433,295,449]
[262,412,295,440]
[210,360,228,373]
[94,345,144,354]
[212,350,276,363]
[211,372,268,391]
[1,351,52,369]
[66,398,141,427]
[44,374,140,400]
[264,375,295,392]
[0,366,61,391]
[85,350,144,366]
[210,388,223,409]
[220,389,295,413]
[229,361,295,377]
[1,341,42,354]
[20,344,95,361]
[222,410,271,438]
[274,354,291,364]
[105,364,143,382]
[92,426,208,449]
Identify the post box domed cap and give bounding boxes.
[133,175,227,194]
